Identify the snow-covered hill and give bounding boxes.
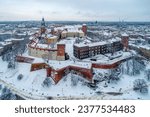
[1,56,150,100]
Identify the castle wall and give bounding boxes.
[16,56,34,63]
[31,63,49,71]
[52,66,93,84]
[28,46,57,59]
[28,44,65,60]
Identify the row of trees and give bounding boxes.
[93,57,150,94]
[1,38,28,70]
[94,66,121,84]
[122,57,146,76]
[145,69,150,81]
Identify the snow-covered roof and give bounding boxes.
[46,34,52,37]
[0,31,12,35]
[130,43,150,50]
[121,33,129,37]
[146,37,150,39]
[62,29,83,34]
[4,39,12,42]
[48,60,92,70]
[74,37,121,48]
[16,33,27,36]
[36,43,57,49]
[55,25,83,32]
[91,51,132,65]
[29,36,35,40]
[41,34,46,38]
[0,46,3,49]
[47,34,58,39]
[5,38,24,42]
[32,58,45,63]
[0,41,12,46]
[11,38,24,41]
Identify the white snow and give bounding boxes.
[0,41,12,46]
[74,37,121,47]
[0,55,150,99]
[48,60,91,70]
[5,38,24,42]
[121,33,129,37]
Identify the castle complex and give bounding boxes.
[17,18,131,84]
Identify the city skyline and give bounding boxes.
[0,0,150,21]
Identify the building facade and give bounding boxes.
[61,30,84,38]
[28,43,65,60]
[74,38,124,59]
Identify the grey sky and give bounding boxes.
[0,0,149,21]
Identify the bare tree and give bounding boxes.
[145,69,150,81]
[71,74,79,86]
[42,78,52,87]
[93,73,104,82]
[8,60,16,69]
[107,68,120,83]
[17,74,23,80]
[124,58,145,76]
[133,79,148,93]
[0,84,2,90]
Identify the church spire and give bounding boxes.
[41,17,45,27]
[41,18,46,34]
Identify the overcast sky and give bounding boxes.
[0,0,149,21]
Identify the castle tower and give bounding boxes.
[41,18,46,34]
[121,33,129,51]
[82,24,87,36]
[57,44,65,60]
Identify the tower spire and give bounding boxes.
[41,18,46,34]
[41,17,45,27]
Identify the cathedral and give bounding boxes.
[28,18,66,61]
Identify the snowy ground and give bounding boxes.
[0,56,150,100]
